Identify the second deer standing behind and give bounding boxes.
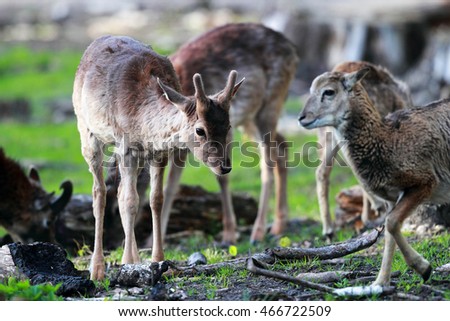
[165,23,299,244]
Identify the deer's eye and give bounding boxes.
[196,128,206,137]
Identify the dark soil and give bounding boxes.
[81,220,450,301]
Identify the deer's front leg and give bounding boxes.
[150,160,167,262]
[316,127,337,239]
[118,158,140,264]
[217,174,237,245]
[160,149,187,241]
[78,123,107,280]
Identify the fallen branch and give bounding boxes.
[168,229,382,278]
[333,285,395,297]
[247,255,395,298]
[272,228,382,260]
[113,262,169,287]
[246,257,335,294]
[167,250,276,277]
[436,262,450,272]
[296,271,372,283]
[0,245,25,282]
[393,292,422,300]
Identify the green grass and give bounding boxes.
[0,46,82,120]
[0,278,62,301]
[0,44,358,221]
[0,121,357,221]
[0,45,361,257]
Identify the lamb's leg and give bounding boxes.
[373,229,396,286]
[385,188,432,281]
[78,123,106,280]
[149,161,167,262]
[361,192,372,226]
[117,158,140,264]
[316,127,337,239]
[270,132,289,235]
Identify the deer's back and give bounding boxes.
[73,36,180,140]
[0,149,33,226]
[171,23,299,125]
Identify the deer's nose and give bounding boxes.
[220,164,232,174]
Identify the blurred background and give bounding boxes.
[1,0,450,221]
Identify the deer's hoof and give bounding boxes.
[422,265,432,282]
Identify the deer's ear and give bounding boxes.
[230,77,244,98]
[342,67,371,91]
[29,167,41,182]
[157,78,191,114]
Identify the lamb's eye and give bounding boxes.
[196,128,206,136]
[321,89,335,102]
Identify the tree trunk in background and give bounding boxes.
[335,185,450,233]
[53,185,257,253]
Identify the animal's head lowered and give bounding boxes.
[1,163,73,243]
[25,168,73,243]
[158,70,244,175]
[298,67,371,130]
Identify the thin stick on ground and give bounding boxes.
[246,257,336,294]
[247,256,396,298]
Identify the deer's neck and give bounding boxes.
[137,98,194,151]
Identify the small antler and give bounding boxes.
[223,70,238,101]
[193,73,207,101]
[218,70,244,110]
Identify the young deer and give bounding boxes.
[315,61,412,239]
[159,23,299,244]
[0,148,72,243]
[299,67,450,285]
[73,35,242,280]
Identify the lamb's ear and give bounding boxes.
[157,77,191,114]
[342,67,371,91]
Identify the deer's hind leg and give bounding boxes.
[270,132,289,235]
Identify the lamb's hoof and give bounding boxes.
[250,239,260,246]
[422,265,432,282]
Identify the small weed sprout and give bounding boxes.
[279,236,292,247]
[0,278,62,301]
